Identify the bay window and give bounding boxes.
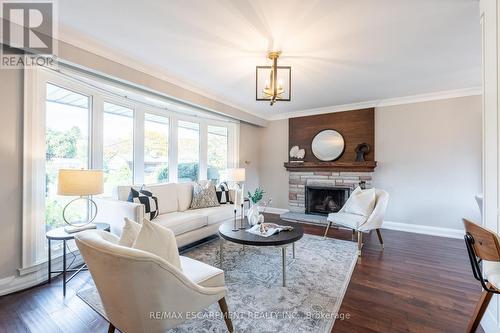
[45,84,90,231]
[22,67,239,270]
[144,113,169,184]
[102,102,134,195]
[207,125,228,182]
[177,120,200,182]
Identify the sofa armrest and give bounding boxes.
[94,198,145,236]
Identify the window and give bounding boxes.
[177,120,200,182]
[144,113,169,184]
[45,84,90,231]
[207,125,228,182]
[24,67,239,270]
[103,102,134,195]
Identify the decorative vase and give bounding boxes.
[247,202,260,226]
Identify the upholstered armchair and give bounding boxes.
[75,230,234,333]
[324,189,389,256]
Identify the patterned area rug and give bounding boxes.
[77,234,357,333]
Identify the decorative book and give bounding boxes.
[246,223,294,237]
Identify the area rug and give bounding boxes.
[77,234,357,333]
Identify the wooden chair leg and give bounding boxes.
[218,297,234,333]
[357,231,363,257]
[376,228,384,249]
[466,286,494,333]
[107,323,115,333]
[323,221,332,239]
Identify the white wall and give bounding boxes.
[256,120,289,209]
[374,95,482,230]
[239,123,261,192]
[254,96,482,233]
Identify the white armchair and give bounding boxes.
[325,189,389,256]
[75,230,234,333]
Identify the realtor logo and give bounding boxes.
[1,1,57,68]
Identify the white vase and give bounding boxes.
[247,202,260,226]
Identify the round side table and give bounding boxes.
[46,223,110,296]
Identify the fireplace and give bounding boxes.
[305,186,351,216]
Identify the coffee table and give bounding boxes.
[218,219,304,287]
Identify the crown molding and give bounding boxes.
[57,26,481,123]
[267,87,482,120]
[57,26,267,123]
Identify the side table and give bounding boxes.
[46,222,110,296]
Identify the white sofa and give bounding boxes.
[95,182,238,247]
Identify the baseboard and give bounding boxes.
[258,206,290,215]
[382,221,464,239]
[0,251,84,296]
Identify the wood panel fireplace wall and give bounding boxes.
[285,108,376,213]
[284,108,376,172]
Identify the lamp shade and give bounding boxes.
[224,168,246,182]
[57,169,104,196]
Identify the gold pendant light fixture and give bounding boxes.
[256,51,291,106]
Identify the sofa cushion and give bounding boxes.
[127,188,159,220]
[190,204,236,225]
[190,181,220,209]
[145,183,178,214]
[118,217,142,247]
[215,182,230,204]
[177,182,194,212]
[180,256,225,288]
[327,212,367,229]
[343,187,376,217]
[155,212,208,236]
[116,185,141,201]
[132,219,181,270]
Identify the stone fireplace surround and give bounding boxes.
[288,171,373,213]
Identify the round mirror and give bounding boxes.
[311,130,345,161]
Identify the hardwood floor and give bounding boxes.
[0,217,484,333]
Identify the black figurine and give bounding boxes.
[355,143,371,162]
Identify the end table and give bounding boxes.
[46,222,110,296]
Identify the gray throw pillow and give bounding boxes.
[190,181,220,209]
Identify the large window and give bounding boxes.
[103,102,134,196]
[144,113,169,184]
[178,120,200,182]
[45,84,90,231]
[24,67,238,269]
[207,125,228,182]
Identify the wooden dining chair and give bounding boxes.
[463,219,500,333]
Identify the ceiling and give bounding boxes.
[57,0,481,119]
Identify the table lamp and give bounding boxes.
[57,169,104,233]
[225,168,246,230]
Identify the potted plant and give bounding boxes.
[247,186,265,225]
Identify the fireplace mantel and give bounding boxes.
[284,161,377,172]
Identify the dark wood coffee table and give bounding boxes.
[218,219,303,286]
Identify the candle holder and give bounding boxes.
[232,209,238,231]
[239,203,245,229]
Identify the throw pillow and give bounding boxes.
[343,186,376,217]
[132,218,182,270]
[215,182,230,204]
[127,187,159,220]
[190,181,220,209]
[118,217,142,247]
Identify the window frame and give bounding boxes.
[22,67,239,271]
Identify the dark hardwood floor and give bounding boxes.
[0,216,484,333]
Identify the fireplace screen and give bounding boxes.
[305,186,351,216]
